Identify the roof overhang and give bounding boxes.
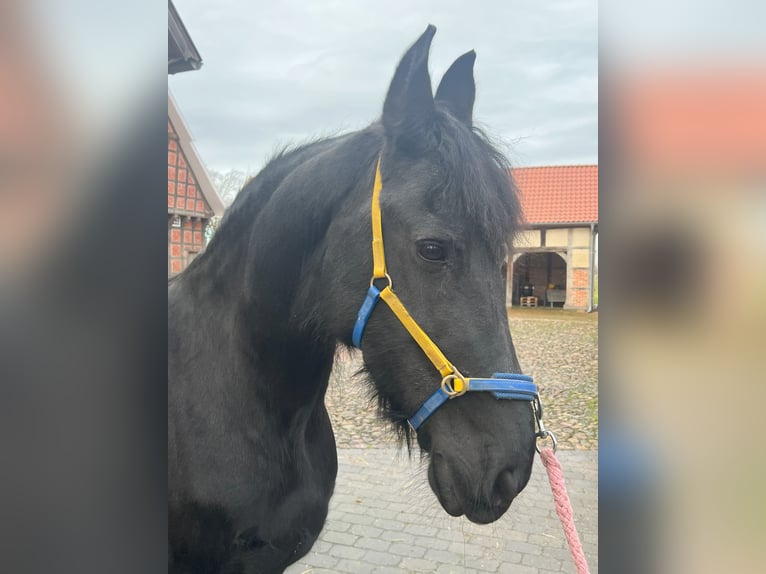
[511,165,598,227]
[168,1,202,74]
[524,221,598,228]
[168,92,225,216]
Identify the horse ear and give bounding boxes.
[382,25,436,138]
[435,50,476,126]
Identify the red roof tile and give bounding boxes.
[511,165,598,225]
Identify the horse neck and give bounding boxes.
[176,132,380,412]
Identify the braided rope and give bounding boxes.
[539,448,591,574]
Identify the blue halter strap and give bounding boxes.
[407,373,538,431]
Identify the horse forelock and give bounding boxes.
[426,109,522,254]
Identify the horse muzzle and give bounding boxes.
[416,394,537,524]
[427,445,532,524]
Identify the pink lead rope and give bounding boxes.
[539,447,591,574]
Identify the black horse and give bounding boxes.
[169,26,535,574]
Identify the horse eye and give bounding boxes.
[418,241,446,262]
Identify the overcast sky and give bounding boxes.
[169,0,597,175]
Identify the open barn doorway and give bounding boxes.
[511,252,567,307]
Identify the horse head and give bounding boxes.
[315,26,536,524]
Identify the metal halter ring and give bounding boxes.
[370,273,393,290]
[441,372,468,398]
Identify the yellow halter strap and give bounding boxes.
[367,157,466,393]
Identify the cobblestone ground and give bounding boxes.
[285,449,598,574]
[325,310,598,450]
[290,310,598,572]
[508,311,598,451]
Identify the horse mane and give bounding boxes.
[175,132,369,286]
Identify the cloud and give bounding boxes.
[169,0,597,172]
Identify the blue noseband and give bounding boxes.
[408,373,538,431]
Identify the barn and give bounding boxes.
[507,165,598,311]
[167,1,224,276]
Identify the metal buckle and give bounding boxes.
[441,371,468,398]
[533,395,558,453]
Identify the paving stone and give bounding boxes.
[353,537,390,552]
[514,518,560,535]
[388,542,427,558]
[299,550,339,570]
[448,540,485,557]
[321,530,356,546]
[435,565,479,574]
[340,511,375,525]
[368,507,399,520]
[412,534,451,551]
[400,556,438,572]
[323,518,350,533]
[470,557,501,572]
[380,530,415,544]
[529,533,565,548]
[522,551,563,571]
[473,532,525,548]
[372,517,405,531]
[540,546,573,564]
[335,558,376,573]
[309,539,333,555]
[505,539,545,556]
[349,524,383,538]
[493,549,523,564]
[403,523,438,536]
[362,550,400,567]
[424,548,462,565]
[498,564,540,574]
[437,527,472,542]
[328,544,365,560]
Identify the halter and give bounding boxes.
[351,156,555,443]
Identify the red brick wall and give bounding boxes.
[569,288,589,308]
[168,217,205,275]
[168,119,213,275]
[168,120,213,219]
[567,268,590,308]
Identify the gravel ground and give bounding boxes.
[326,310,598,450]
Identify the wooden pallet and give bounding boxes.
[520,296,538,307]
